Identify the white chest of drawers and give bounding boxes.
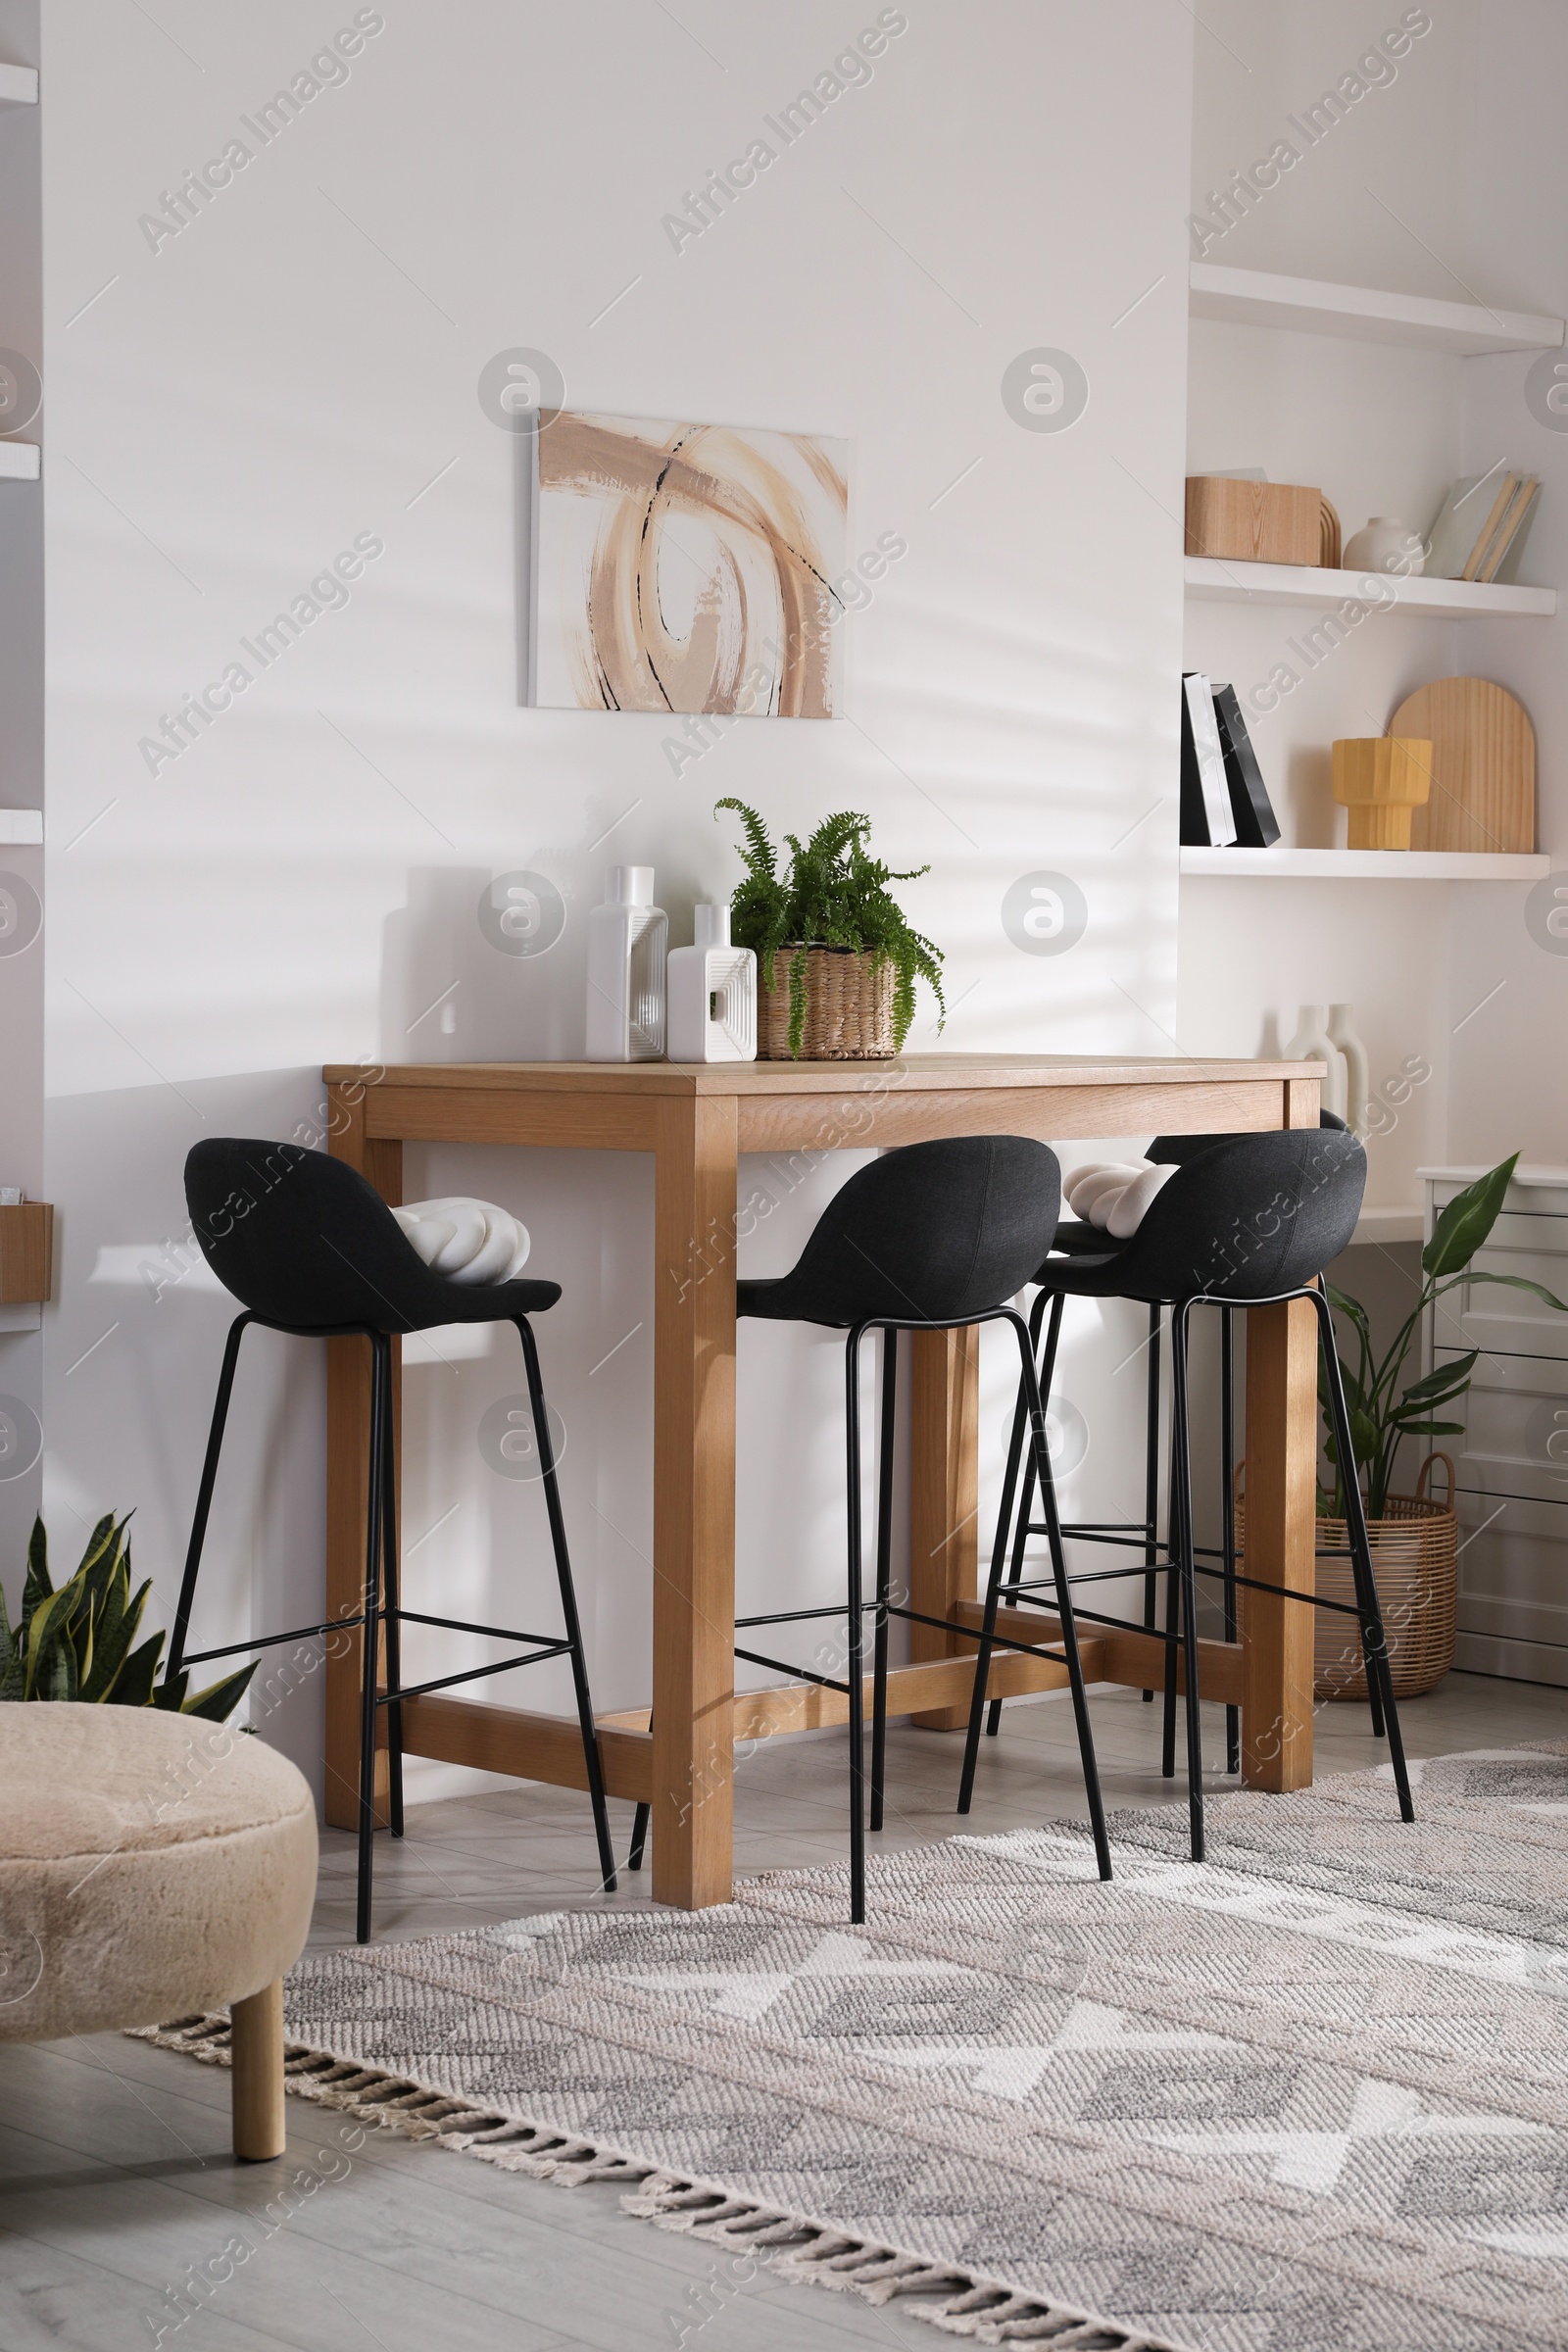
[1424,1165,1568,1686]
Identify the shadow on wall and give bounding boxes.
[379,827,725,1067]
[42,1070,329,1797]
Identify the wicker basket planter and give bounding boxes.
[1238,1453,1458,1700]
[758,945,896,1060]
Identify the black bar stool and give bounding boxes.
[626,1135,1112,1922]
[959,1126,1414,1861]
[171,1139,616,1941]
[989,1111,1349,1774]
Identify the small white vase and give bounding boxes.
[666,905,757,1062]
[585,866,667,1061]
[1344,515,1425,576]
[1284,1004,1347,1120]
[1327,1004,1368,1136]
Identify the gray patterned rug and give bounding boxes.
[146,1746,1568,2351]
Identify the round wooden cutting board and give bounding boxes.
[1388,677,1536,854]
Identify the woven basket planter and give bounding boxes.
[1237,1453,1457,1700]
[758,945,896,1060]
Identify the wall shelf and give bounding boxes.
[1189,262,1564,356]
[1181,847,1551,879]
[0,64,37,105]
[0,808,41,844]
[1185,555,1555,618]
[0,441,39,481]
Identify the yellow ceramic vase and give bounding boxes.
[1332,737,1433,850]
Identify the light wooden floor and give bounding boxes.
[3,1672,1563,2352]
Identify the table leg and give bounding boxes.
[907,1325,981,1731]
[325,1086,400,1832]
[1242,1294,1317,1789]
[651,1093,738,1907]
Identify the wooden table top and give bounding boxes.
[325,1054,1326,1098]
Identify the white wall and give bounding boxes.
[35,1,1196,1798]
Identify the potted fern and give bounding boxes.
[1310,1153,1568,1699]
[715,801,944,1059]
[0,1513,256,1719]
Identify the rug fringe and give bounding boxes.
[128,2013,1175,2350]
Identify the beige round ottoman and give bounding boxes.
[0,1703,317,2158]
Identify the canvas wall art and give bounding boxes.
[519,413,849,717]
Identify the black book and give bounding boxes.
[1179,672,1236,847]
[1210,683,1280,848]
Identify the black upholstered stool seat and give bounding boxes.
[172,1139,615,1940]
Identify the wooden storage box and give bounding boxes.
[1184,476,1322,566]
[0,1202,52,1303]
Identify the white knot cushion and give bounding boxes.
[0,1704,317,2043]
[391,1196,530,1285]
[1062,1158,1180,1241]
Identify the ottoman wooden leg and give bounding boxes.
[231,1980,285,2161]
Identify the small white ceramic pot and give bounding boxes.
[1344,515,1425,575]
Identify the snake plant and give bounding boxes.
[716,799,945,1056]
[0,1513,255,1719]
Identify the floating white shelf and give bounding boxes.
[0,441,39,481]
[0,808,41,844]
[1184,555,1555,618]
[1350,1205,1425,1247]
[0,63,37,105]
[1181,847,1551,879]
[1189,262,1564,357]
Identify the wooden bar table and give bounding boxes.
[322,1054,1322,1909]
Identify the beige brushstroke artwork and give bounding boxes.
[532,414,849,717]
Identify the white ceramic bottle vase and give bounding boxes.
[1284,1004,1347,1120]
[585,866,667,1061]
[666,904,757,1063]
[1327,1004,1368,1136]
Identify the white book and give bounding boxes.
[1183,672,1237,847]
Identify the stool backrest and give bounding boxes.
[768,1136,1060,1327]
[186,1138,432,1332]
[1107,1127,1365,1302]
[1147,1107,1348,1163]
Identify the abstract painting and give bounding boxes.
[520,413,848,717]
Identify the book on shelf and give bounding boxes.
[1425,466,1543,581]
[1210,683,1281,847]
[1478,475,1540,581]
[1180,672,1238,847]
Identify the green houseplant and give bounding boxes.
[0,1513,256,1719]
[1322,1152,1567,1517]
[716,800,944,1057]
[1298,1153,1568,1702]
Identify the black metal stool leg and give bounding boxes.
[167,1312,253,1685]
[1161,1404,1181,1780]
[516,1316,618,1894]
[1012,1308,1111,1879]
[627,1799,650,1872]
[983,1287,1045,1740]
[1310,1290,1413,1822]
[1221,1305,1241,1774]
[1172,1304,1205,1861]
[357,1337,388,1944]
[845,1326,868,1923]
[870,1327,898,1835]
[1143,1302,1161,1700]
[965,1294,1062,1796]
[379,1357,404,1840]
[987,1289,1066,1736]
